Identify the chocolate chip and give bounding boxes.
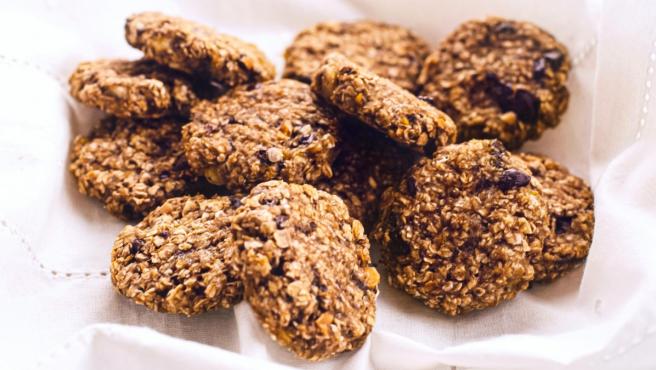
[192,285,206,297]
[513,89,541,124]
[498,169,531,191]
[533,57,547,80]
[160,230,169,238]
[483,73,514,111]
[227,116,238,124]
[544,50,564,70]
[156,290,169,298]
[275,214,289,229]
[256,149,271,164]
[406,177,417,196]
[229,196,241,209]
[474,178,493,192]
[270,257,285,276]
[494,22,516,34]
[159,170,171,180]
[406,114,417,123]
[555,215,573,234]
[130,238,144,254]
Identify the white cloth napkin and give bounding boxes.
[1,0,656,369]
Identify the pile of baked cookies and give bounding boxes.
[67,12,594,361]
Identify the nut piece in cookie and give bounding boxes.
[372,140,550,316]
[516,153,594,281]
[183,79,340,191]
[111,195,243,315]
[69,117,195,220]
[69,59,199,118]
[316,121,416,227]
[418,17,571,149]
[125,12,275,87]
[284,20,430,91]
[233,181,378,361]
[312,53,456,153]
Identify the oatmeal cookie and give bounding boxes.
[69,117,195,220]
[233,181,378,361]
[312,53,456,153]
[182,79,340,191]
[516,153,594,281]
[125,12,275,87]
[69,59,199,118]
[284,20,430,91]
[418,17,571,149]
[316,121,415,227]
[111,195,243,315]
[373,140,550,316]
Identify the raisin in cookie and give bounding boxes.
[284,20,430,91]
[316,121,416,227]
[516,153,594,281]
[312,53,456,153]
[373,140,550,316]
[69,117,195,219]
[111,195,242,315]
[183,79,340,191]
[125,12,275,87]
[233,181,378,361]
[418,17,571,149]
[69,59,199,118]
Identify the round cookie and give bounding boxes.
[516,153,594,281]
[418,17,571,149]
[284,20,430,91]
[233,181,379,361]
[69,117,195,220]
[125,12,275,87]
[373,140,550,316]
[111,195,243,315]
[69,59,199,118]
[316,121,416,227]
[182,79,340,191]
[312,53,456,153]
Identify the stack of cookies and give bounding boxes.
[67,12,594,361]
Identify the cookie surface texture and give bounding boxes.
[312,53,456,153]
[373,140,550,315]
[233,181,378,361]
[70,117,194,219]
[418,17,571,149]
[183,79,340,191]
[125,12,275,87]
[284,20,430,91]
[111,195,243,315]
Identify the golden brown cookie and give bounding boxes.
[69,117,195,220]
[373,140,550,316]
[233,181,378,361]
[312,53,456,154]
[418,17,571,149]
[516,153,594,281]
[111,195,243,315]
[182,79,340,191]
[68,59,199,118]
[125,12,275,87]
[284,20,430,91]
